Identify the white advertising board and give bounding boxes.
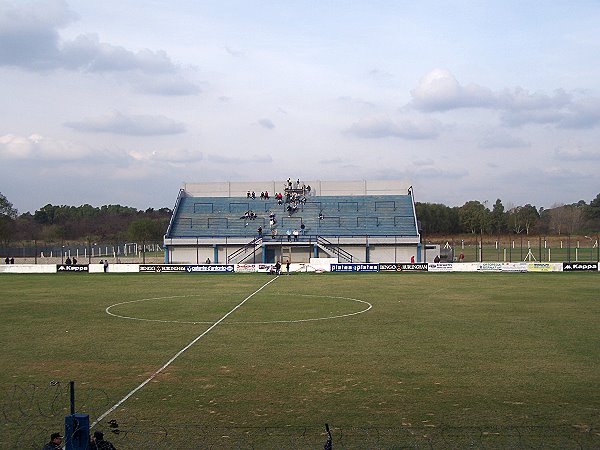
[0,264,56,274]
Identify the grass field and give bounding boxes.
[1,273,599,449]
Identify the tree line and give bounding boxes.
[416,194,600,236]
[1,192,599,248]
[0,192,170,247]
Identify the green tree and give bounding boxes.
[0,192,18,218]
[459,201,490,234]
[586,193,600,219]
[0,192,18,246]
[490,199,508,234]
[508,204,539,235]
[416,203,461,234]
[128,218,165,263]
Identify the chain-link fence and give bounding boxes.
[3,382,599,449]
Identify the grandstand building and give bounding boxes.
[163,180,425,264]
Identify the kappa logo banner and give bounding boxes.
[563,262,598,271]
[139,265,186,273]
[57,264,89,272]
[186,264,235,273]
[331,264,379,272]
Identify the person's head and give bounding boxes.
[50,432,62,443]
[94,431,104,440]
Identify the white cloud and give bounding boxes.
[0,1,199,94]
[410,69,495,111]
[257,118,275,129]
[410,69,600,130]
[127,148,203,164]
[347,117,443,140]
[64,111,186,136]
[206,153,272,164]
[554,146,600,161]
[479,130,530,149]
[0,133,91,160]
[60,33,177,73]
[133,76,202,96]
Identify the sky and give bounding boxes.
[1,0,600,214]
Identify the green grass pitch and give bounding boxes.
[1,272,599,449]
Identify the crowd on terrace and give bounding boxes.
[243,178,315,240]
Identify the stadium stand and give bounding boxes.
[164,180,421,264]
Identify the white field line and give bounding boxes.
[90,276,279,429]
[106,294,372,325]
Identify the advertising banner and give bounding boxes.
[235,264,258,273]
[398,263,428,272]
[139,265,186,273]
[331,263,379,272]
[428,263,454,272]
[186,264,235,273]
[477,262,504,272]
[500,262,528,272]
[257,264,276,273]
[57,264,89,273]
[0,264,56,274]
[527,263,555,272]
[379,263,398,272]
[562,262,598,272]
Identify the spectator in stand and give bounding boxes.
[103,260,109,272]
[410,255,415,263]
[251,191,256,199]
[5,256,9,264]
[65,257,72,265]
[258,226,263,237]
[264,191,269,199]
[73,257,77,265]
[10,257,14,264]
[286,229,292,242]
[300,223,305,234]
[41,432,63,450]
[247,190,251,198]
[319,212,324,220]
[260,192,264,199]
[434,255,440,263]
[293,229,299,241]
[459,252,465,262]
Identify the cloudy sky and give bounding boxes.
[1,0,600,213]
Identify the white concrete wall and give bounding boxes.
[183,180,411,197]
[369,245,417,263]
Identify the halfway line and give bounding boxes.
[90,276,279,429]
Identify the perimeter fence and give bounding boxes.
[2,382,599,449]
